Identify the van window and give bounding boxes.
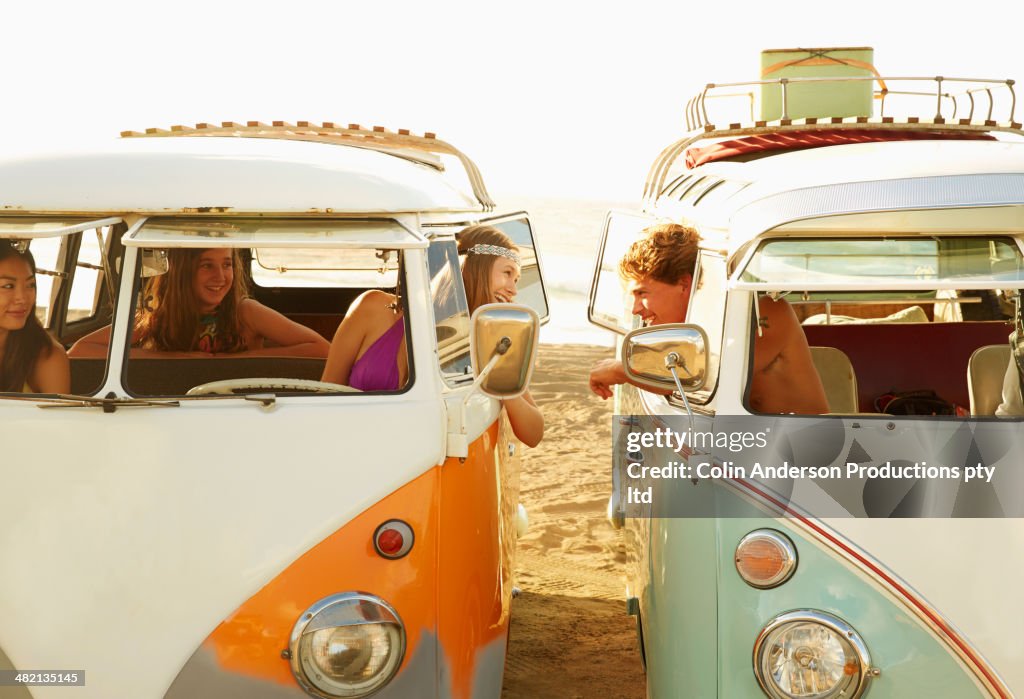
[113,242,409,398]
[24,236,62,327]
[677,252,726,406]
[742,238,1020,416]
[741,237,1024,286]
[428,240,472,382]
[589,211,660,334]
[67,224,118,326]
[485,215,549,322]
[252,248,399,288]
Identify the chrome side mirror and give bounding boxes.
[623,324,708,393]
[470,303,539,399]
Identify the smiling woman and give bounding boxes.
[69,247,330,359]
[456,225,545,448]
[0,240,69,393]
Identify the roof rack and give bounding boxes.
[645,75,1024,202]
[121,121,495,211]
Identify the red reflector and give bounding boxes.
[377,528,404,556]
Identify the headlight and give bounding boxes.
[289,593,405,698]
[753,610,872,699]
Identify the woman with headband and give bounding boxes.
[321,225,544,447]
[456,225,544,447]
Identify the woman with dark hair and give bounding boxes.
[0,241,70,393]
[69,248,329,358]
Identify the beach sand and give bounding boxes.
[501,344,647,699]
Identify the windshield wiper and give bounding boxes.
[37,393,180,413]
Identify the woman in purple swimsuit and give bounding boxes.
[322,226,544,447]
[321,280,407,392]
[321,284,408,392]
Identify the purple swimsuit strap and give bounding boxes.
[348,317,405,391]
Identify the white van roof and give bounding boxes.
[664,139,1024,259]
[0,130,486,215]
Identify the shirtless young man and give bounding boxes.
[588,223,829,415]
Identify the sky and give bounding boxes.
[2,1,1022,201]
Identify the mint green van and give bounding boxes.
[589,58,1024,698]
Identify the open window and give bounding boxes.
[671,251,726,407]
[480,213,549,323]
[588,210,661,334]
[86,217,427,398]
[428,238,472,384]
[0,217,122,397]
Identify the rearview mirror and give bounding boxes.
[141,248,169,278]
[623,324,708,392]
[470,304,539,398]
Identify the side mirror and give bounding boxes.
[470,303,539,399]
[623,324,708,393]
[141,248,169,278]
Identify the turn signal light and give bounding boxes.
[735,529,797,588]
[373,520,414,559]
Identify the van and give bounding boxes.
[589,57,1024,698]
[0,121,547,699]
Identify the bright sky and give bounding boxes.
[3,1,1022,200]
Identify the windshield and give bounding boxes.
[739,236,1024,289]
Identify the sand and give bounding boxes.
[501,344,647,699]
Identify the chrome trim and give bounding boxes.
[735,529,798,589]
[289,592,406,699]
[752,610,872,699]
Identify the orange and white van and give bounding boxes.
[0,122,547,699]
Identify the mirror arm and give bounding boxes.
[474,336,512,387]
[665,352,696,435]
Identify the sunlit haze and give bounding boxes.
[3,1,1022,200]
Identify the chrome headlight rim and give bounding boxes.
[289,592,406,699]
[753,609,872,699]
[735,529,798,589]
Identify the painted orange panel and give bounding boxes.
[202,466,441,686]
[194,421,519,698]
[437,417,521,698]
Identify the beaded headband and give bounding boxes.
[464,243,520,265]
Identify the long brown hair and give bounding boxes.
[0,241,53,392]
[457,225,518,314]
[135,248,248,352]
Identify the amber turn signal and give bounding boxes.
[735,529,797,588]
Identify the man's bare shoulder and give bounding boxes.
[753,296,802,372]
[757,295,800,328]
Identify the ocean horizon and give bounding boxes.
[500,193,633,347]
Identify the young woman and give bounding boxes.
[69,248,329,358]
[0,241,70,393]
[457,225,544,447]
[322,226,544,446]
[320,281,407,392]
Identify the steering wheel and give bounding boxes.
[186,378,363,396]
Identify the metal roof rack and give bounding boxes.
[121,121,495,211]
[645,75,1024,203]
